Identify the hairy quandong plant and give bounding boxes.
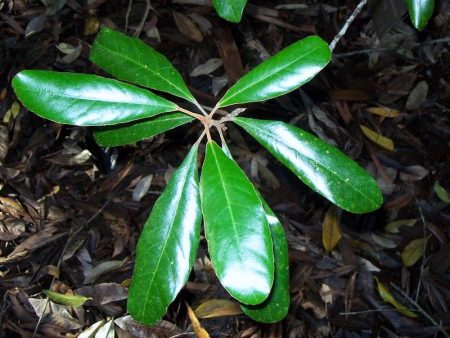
[12,27,383,325]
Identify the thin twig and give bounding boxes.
[124,0,133,34]
[334,37,450,58]
[329,0,368,52]
[414,197,428,302]
[389,283,450,338]
[133,0,152,37]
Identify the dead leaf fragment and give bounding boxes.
[187,304,211,338]
[84,16,100,35]
[375,278,417,318]
[366,106,400,118]
[173,11,203,42]
[401,238,426,267]
[406,81,428,110]
[0,125,9,161]
[194,299,243,319]
[360,125,394,151]
[385,218,418,233]
[190,58,223,77]
[322,206,342,252]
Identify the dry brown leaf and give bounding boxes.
[194,299,243,319]
[173,11,203,42]
[187,303,211,338]
[322,206,342,252]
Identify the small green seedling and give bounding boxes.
[12,28,382,325]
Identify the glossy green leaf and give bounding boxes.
[12,70,177,126]
[218,36,331,108]
[43,290,92,307]
[93,112,194,147]
[200,141,274,305]
[406,0,435,31]
[212,0,248,23]
[234,118,383,213]
[128,146,202,325]
[90,28,195,102]
[241,197,290,323]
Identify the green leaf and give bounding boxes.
[433,181,450,203]
[212,0,247,23]
[43,290,92,307]
[128,146,202,325]
[93,112,194,147]
[200,141,274,305]
[406,0,435,31]
[90,28,195,103]
[241,197,290,323]
[12,70,177,126]
[218,36,331,108]
[234,118,383,213]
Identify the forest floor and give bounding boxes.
[1,0,450,337]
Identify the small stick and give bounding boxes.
[134,0,152,37]
[329,0,368,52]
[389,283,450,338]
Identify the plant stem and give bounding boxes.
[329,0,368,52]
[177,106,207,121]
[193,100,209,117]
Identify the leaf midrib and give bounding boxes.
[21,86,168,106]
[245,121,377,209]
[209,146,259,304]
[220,44,324,106]
[94,42,193,101]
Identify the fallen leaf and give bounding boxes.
[375,278,417,318]
[28,298,83,330]
[385,219,418,233]
[401,238,426,267]
[3,100,20,123]
[433,181,450,203]
[194,299,243,318]
[360,125,394,151]
[84,16,100,35]
[406,81,428,110]
[132,174,153,202]
[371,233,397,249]
[95,318,115,338]
[187,303,211,338]
[78,319,106,338]
[173,11,203,42]
[190,58,223,77]
[322,206,342,252]
[43,290,92,307]
[366,107,400,118]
